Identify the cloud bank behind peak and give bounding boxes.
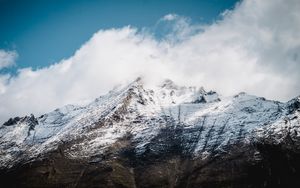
[1,0,300,123]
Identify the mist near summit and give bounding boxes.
[0,0,300,123]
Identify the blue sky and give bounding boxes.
[0,0,239,71]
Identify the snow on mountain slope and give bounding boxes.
[0,78,299,169]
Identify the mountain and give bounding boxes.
[1,78,300,188]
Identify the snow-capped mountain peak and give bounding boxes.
[0,78,299,176]
[1,78,300,187]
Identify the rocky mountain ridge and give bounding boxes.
[1,78,300,187]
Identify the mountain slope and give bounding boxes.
[1,78,300,188]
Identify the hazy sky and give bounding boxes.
[1,0,300,123]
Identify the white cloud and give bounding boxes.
[1,0,300,123]
[0,50,17,69]
[162,14,177,21]
[156,14,203,43]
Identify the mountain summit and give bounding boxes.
[1,78,300,187]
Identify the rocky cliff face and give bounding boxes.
[1,78,300,188]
